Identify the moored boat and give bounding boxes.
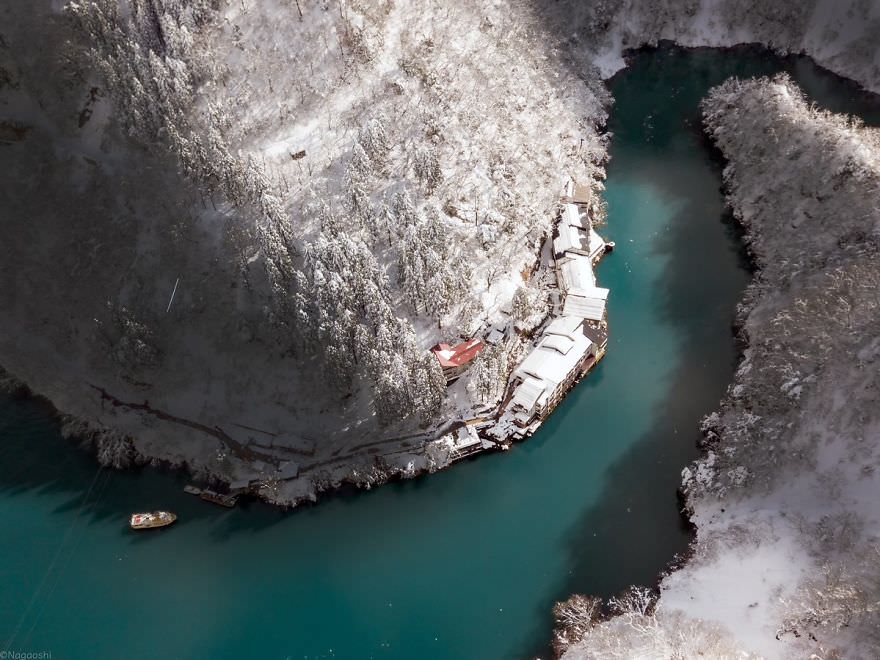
[199,489,238,508]
[130,511,177,530]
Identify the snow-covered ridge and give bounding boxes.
[559,73,880,660]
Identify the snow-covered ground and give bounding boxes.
[542,0,880,94]
[1,0,613,506]
[558,73,880,660]
[2,2,880,653]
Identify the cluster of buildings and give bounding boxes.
[506,198,611,430]
[554,203,611,320]
[429,183,611,445]
[509,315,608,427]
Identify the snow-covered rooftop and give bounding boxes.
[562,287,609,321]
[511,376,547,412]
[588,228,607,261]
[558,255,596,291]
[545,315,584,341]
[485,327,505,345]
[453,425,481,449]
[554,222,591,256]
[514,329,593,388]
[564,203,589,230]
[541,333,575,355]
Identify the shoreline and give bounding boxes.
[0,183,614,510]
[3,44,875,510]
[554,48,880,658]
[5,4,880,514]
[4,11,880,653]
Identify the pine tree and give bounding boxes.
[408,353,445,420]
[466,345,508,404]
[391,189,418,233]
[347,142,373,186]
[359,115,391,166]
[413,145,442,193]
[378,194,395,247]
[466,356,491,404]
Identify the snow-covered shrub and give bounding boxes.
[511,284,548,333]
[552,594,602,656]
[779,548,880,657]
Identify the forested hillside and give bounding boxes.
[1,0,610,501]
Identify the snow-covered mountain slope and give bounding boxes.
[559,73,880,660]
[1,0,878,515]
[543,0,880,92]
[1,0,611,503]
[3,0,880,653]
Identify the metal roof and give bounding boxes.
[561,287,609,321]
[582,323,609,348]
[432,338,485,368]
[511,376,547,412]
[562,180,593,205]
[514,331,593,388]
[558,255,595,291]
[567,286,610,301]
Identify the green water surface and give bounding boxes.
[2,46,879,660]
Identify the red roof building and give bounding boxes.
[431,338,485,381]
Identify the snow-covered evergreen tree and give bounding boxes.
[397,208,471,324]
[359,115,391,168]
[466,345,509,404]
[391,189,419,234]
[413,145,442,192]
[511,284,547,333]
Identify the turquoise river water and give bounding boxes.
[3,46,879,659]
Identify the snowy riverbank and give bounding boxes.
[1,0,613,507]
[557,72,880,660]
[1,183,612,509]
[3,0,878,509]
[3,3,880,654]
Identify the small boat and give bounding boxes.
[199,489,238,508]
[183,484,203,496]
[130,511,177,530]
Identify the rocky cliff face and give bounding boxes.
[560,73,880,660]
